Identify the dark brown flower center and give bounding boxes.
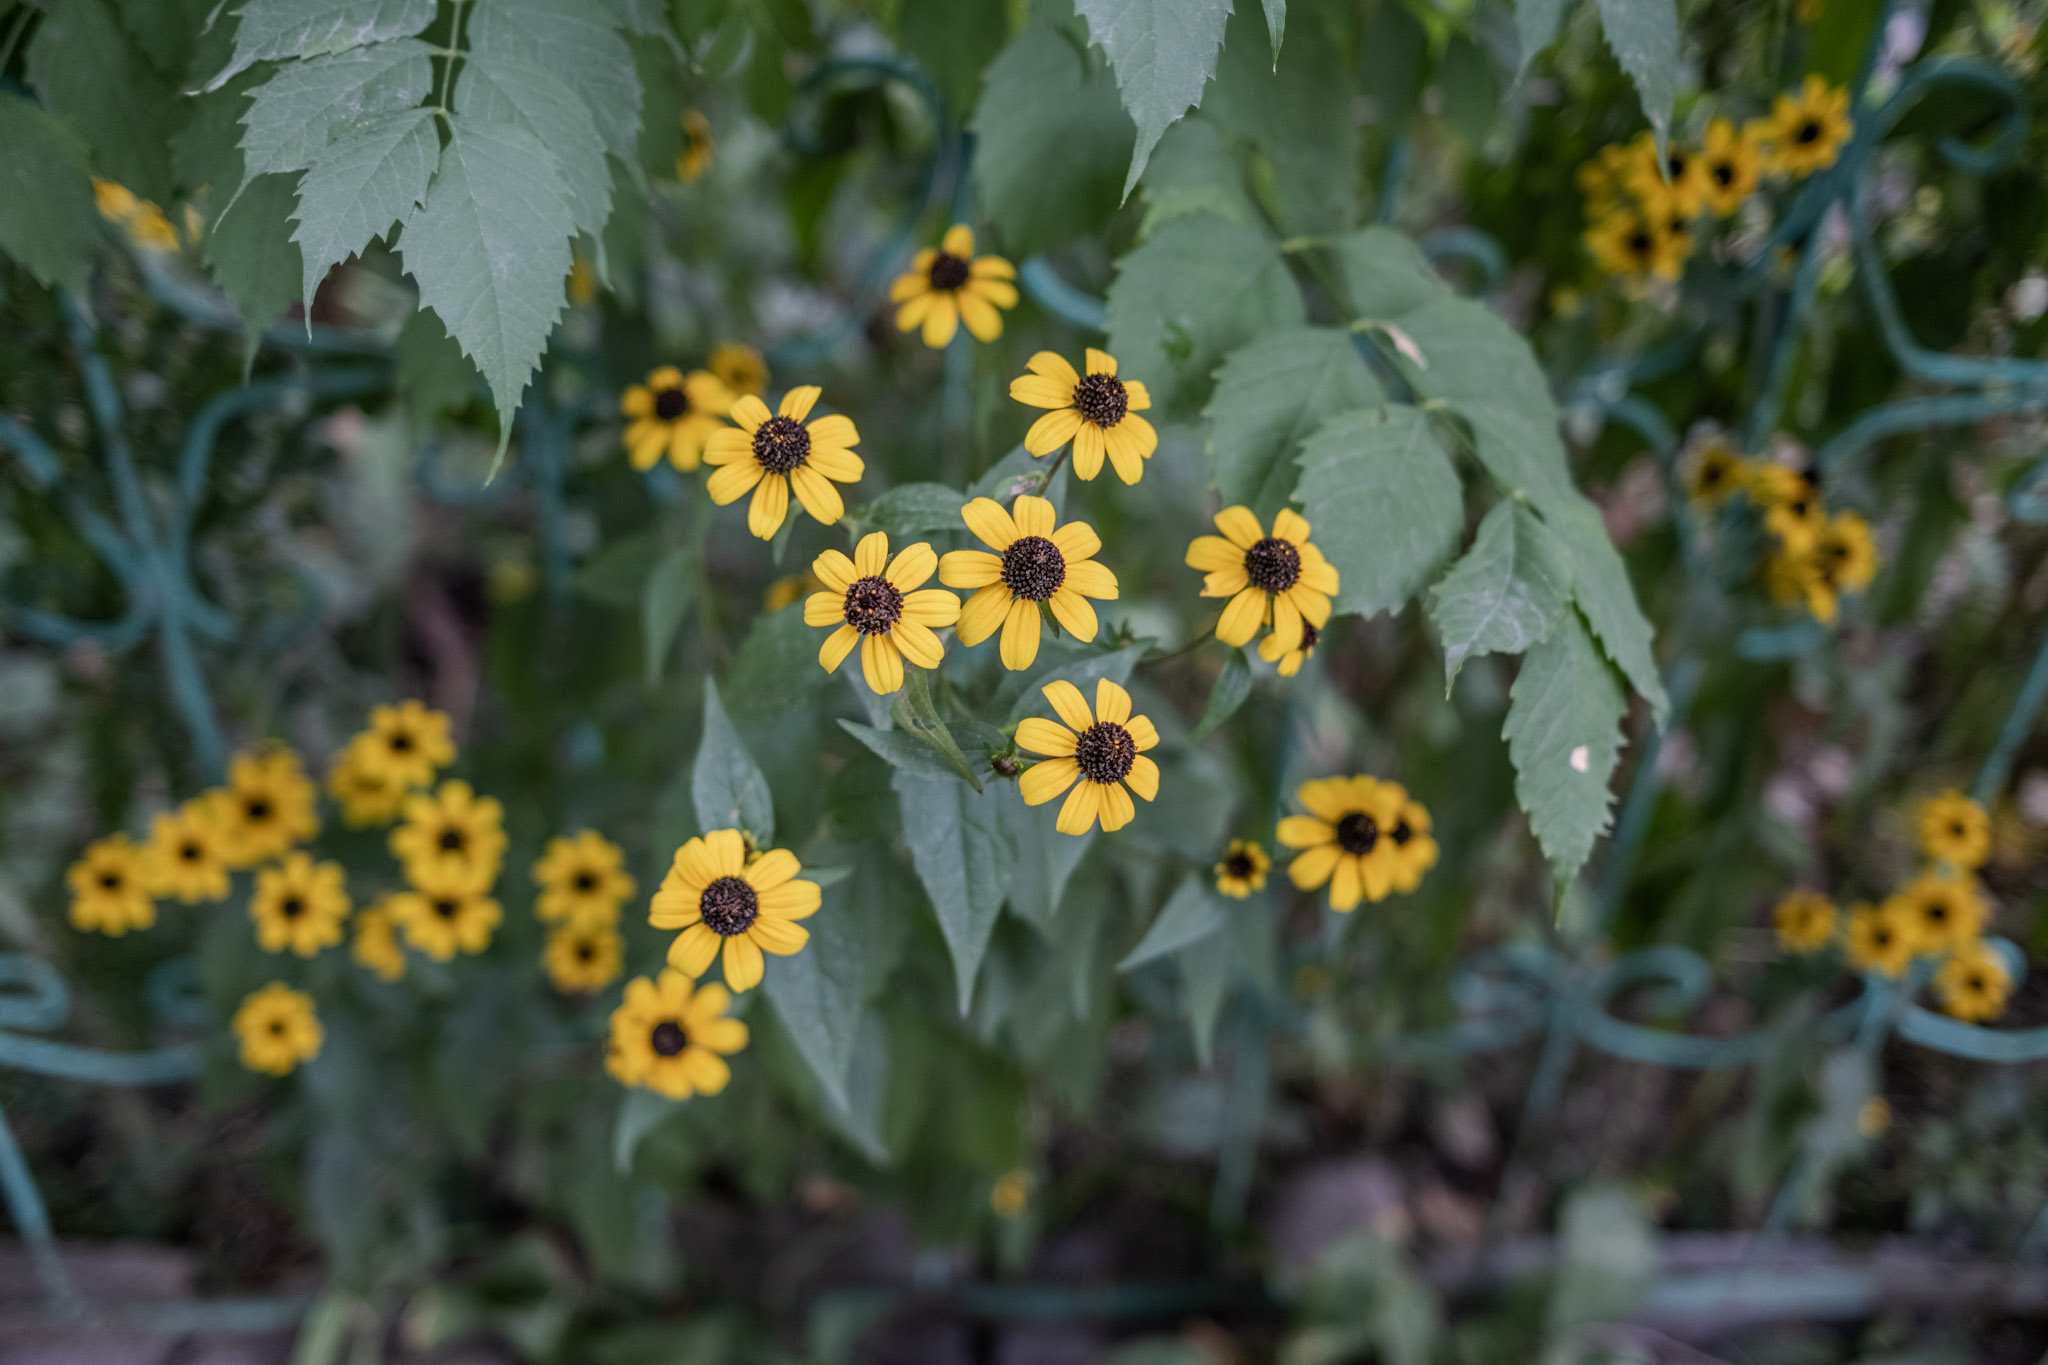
[654,386,689,421]
[1073,373,1129,428]
[1796,119,1821,144]
[927,252,971,291]
[1872,926,1893,948]
[245,797,273,822]
[752,415,810,474]
[1000,535,1065,601]
[181,841,202,861]
[433,898,458,919]
[1243,537,1301,593]
[1666,149,1688,177]
[1950,821,1965,837]
[842,575,905,634]
[700,875,759,936]
[1967,974,1985,993]
[280,896,305,919]
[1924,900,1947,922]
[650,1020,688,1056]
[388,731,415,753]
[1627,228,1654,259]
[1391,819,1413,846]
[1712,161,1736,186]
[1073,721,1136,784]
[99,872,122,890]
[1297,621,1320,653]
[1224,852,1255,879]
[573,871,597,891]
[1336,812,1379,855]
[576,942,595,962]
[438,827,466,852]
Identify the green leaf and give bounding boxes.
[1202,2,1360,236]
[1118,874,1227,971]
[860,482,971,541]
[890,670,983,791]
[971,442,1069,515]
[1176,930,1233,1067]
[999,640,1150,724]
[1547,496,1669,725]
[1293,406,1464,620]
[207,0,438,90]
[1514,0,1573,77]
[970,26,1134,257]
[394,305,482,423]
[457,53,615,261]
[1001,786,1094,931]
[763,885,865,1111]
[0,94,103,296]
[237,41,434,186]
[205,172,306,348]
[612,1087,684,1173]
[892,0,1012,120]
[692,679,775,843]
[1205,327,1381,515]
[641,546,694,687]
[1427,501,1574,687]
[893,769,1017,1014]
[465,0,643,171]
[1189,649,1251,741]
[1104,213,1306,417]
[174,66,262,197]
[1073,0,1232,199]
[1595,0,1678,151]
[1137,117,1257,237]
[571,530,659,608]
[724,608,834,726]
[1502,610,1626,883]
[839,721,969,783]
[290,107,440,310]
[1261,0,1286,59]
[818,1011,891,1163]
[1322,225,1452,321]
[399,115,575,463]
[28,0,180,203]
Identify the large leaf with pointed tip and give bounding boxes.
[1546,495,1669,725]
[691,679,775,844]
[970,26,1135,258]
[1514,0,1572,77]
[464,0,642,171]
[0,94,102,295]
[238,41,433,187]
[763,885,865,1111]
[1073,0,1232,200]
[1293,406,1464,620]
[290,107,439,310]
[1206,327,1381,516]
[27,0,180,203]
[206,172,305,345]
[1503,610,1626,882]
[208,0,438,89]
[1202,1,1359,236]
[1118,874,1228,971]
[456,53,614,256]
[1428,500,1575,686]
[893,769,1016,1014]
[1596,0,1678,150]
[399,116,574,461]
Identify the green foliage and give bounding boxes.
[1205,327,1382,517]
[28,0,180,202]
[691,680,776,843]
[1292,406,1464,620]
[0,95,101,295]
[1072,0,1233,199]
[1428,502,1576,688]
[970,25,1134,256]
[1502,611,1627,882]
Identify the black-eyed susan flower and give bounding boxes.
[353,699,455,789]
[67,834,156,936]
[1276,776,1423,911]
[1773,888,1837,953]
[232,983,323,1076]
[1844,900,1917,977]
[1185,507,1338,652]
[1698,117,1764,214]
[1584,205,1689,285]
[1762,75,1853,177]
[1761,482,1827,550]
[1622,131,1711,220]
[1575,143,1635,216]
[390,780,506,893]
[1213,839,1270,898]
[940,495,1118,671]
[708,341,767,399]
[544,921,624,994]
[1918,789,1990,870]
[326,746,407,827]
[1810,510,1877,594]
[93,178,179,252]
[213,747,319,868]
[606,970,749,1098]
[705,387,864,539]
[351,898,407,982]
[1886,870,1986,955]
[143,804,229,905]
[1935,940,2010,1023]
[1381,786,1440,894]
[1008,349,1158,484]
[891,224,1018,347]
[621,365,733,473]
[806,532,961,695]
[1259,619,1319,677]
[1684,435,1749,507]
[392,862,503,961]
[651,829,821,992]
[1015,679,1159,836]
[250,852,351,957]
[533,831,636,928]
[677,109,714,182]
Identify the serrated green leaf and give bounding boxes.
[399,115,575,462]
[290,107,439,310]
[1547,495,1669,725]
[1293,406,1463,619]
[174,66,262,197]
[692,679,775,843]
[892,0,1011,120]
[890,670,983,791]
[1428,501,1574,686]
[1104,212,1305,417]
[205,171,305,350]
[238,41,433,186]
[456,52,614,262]
[970,26,1134,257]
[641,546,694,687]
[28,0,180,203]
[0,94,103,295]
[819,1011,892,1163]
[1205,327,1381,515]
[1322,225,1452,321]
[1073,0,1232,200]
[1119,874,1227,971]
[1190,650,1251,741]
[763,885,864,1111]
[208,0,438,89]
[1514,0,1573,77]
[893,769,1017,1014]
[1137,117,1257,237]
[724,608,834,726]
[1595,0,1678,151]
[1202,2,1360,236]
[465,0,642,171]
[861,483,971,541]
[1503,610,1625,882]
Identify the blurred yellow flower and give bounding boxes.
[891,223,1018,347]
[544,921,624,994]
[1918,789,1990,870]
[1935,940,2010,1023]
[621,365,734,473]
[250,852,351,957]
[1886,870,1986,955]
[708,342,767,398]
[1213,839,1270,898]
[1277,776,1435,910]
[351,899,407,982]
[1844,900,1916,977]
[651,828,820,992]
[214,747,319,868]
[143,803,230,905]
[606,970,748,1099]
[677,109,714,182]
[392,863,503,961]
[390,780,506,893]
[67,834,156,936]
[1762,76,1853,177]
[532,830,637,928]
[1772,888,1837,953]
[233,983,322,1076]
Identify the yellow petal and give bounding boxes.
[1083,348,1118,377]
[1051,520,1100,563]
[704,828,747,876]
[1288,843,1341,890]
[860,633,905,694]
[1185,535,1242,572]
[1056,781,1100,835]
[1063,559,1118,600]
[1025,350,1080,387]
[1329,856,1363,911]
[1025,407,1084,454]
[1015,717,1078,757]
[729,395,771,432]
[722,934,765,991]
[902,587,962,626]
[779,386,821,421]
[1126,755,1159,801]
[999,598,1041,670]
[744,848,800,890]
[1098,781,1136,831]
[960,496,1018,550]
[1010,374,1076,409]
[804,591,845,627]
[1103,422,1146,484]
[886,541,938,590]
[1277,815,1337,847]
[749,917,810,955]
[1041,680,1094,731]
[958,291,1004,342]
[889,619,945,669]
[940,549,1003,589]
[890,269,930,304]
[942,223,975,256]
[1094,679,1131,724]
[707,459,761,505]
[1270,593,1304,652]
[852,530,889,578]
[921,293,959,348]
[807,413,859,451]
[1216,586,1268,646]
[668,922,722,975]
[1273,508,1312,545]
[971,255,1016,279]
[957,584,1011,645]
[1047,587,1097,640]
[1072,422,1105,479]
[1214,506,1264,548]
[704,428,751,464]
[1020,756,1080,805]
[808,446,865,481]
[819,623,860,673]
[1123,379,1151,411]
[747,473,790,539]
[1011,494,1056,539]
[1125,715,1160,753]
[812,548,856,591]
[757,878,821,919]
[790,465,844,524]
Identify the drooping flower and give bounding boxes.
[705,387,865,539]
[1844,900,1916,977]
[1885,870,1986,955]
[1015,680,1159,836]
[891,224,1018,347]
[605,970,749,1099]
[1761,75,1853,177]
[544,921,625,994]
[1935,940,2011,1024]
[940,495,1118,671]
[1009,349,1157,484]
[650,828,821,992]
[806,532,961,695]
[390,780,506,893]
[1772,888,1837,954]
[1185,507,1338,652]
[213,747,319,868]
[621,365,733,472]
[67,834,156,937]
[391,861,503,962]
[1381,787,1440,894]
[351,899,408,982]
[1697,117,1764,214]
[1917,788,1990,870]
[143,803,230,905]
[1213,839,1271,899]
[1259,619,1320,677]
[1276,776,1434,910]
[232,983,323,1076]
[677,109,714,182]
[532,830,637,928]
[250,852,351,958]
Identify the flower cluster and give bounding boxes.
[533,831,635,994]
[1276,776,1438,910]
[1683,433,1877,624]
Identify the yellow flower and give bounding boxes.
[351,899,407,982]
[390,779,506,892]
[532,830,636,927]
[1935,940,2011,1024]
[1621,130,1712,219]
[1762,75,1853,177]
[1772,888,1837,953]
[544,921,624,994]
[1186,506,1339,651]
[353,699,455,789]
[1886,870,1987,954]
[1584,205,1689,284]
[1918,789,1990,870]
[1213,839,1271,898]
[391,862,503,961]
[143,803,230,904]
[890,223,1019,347]
[651,828,821,992]
[708,341,768,398]
[1683,436,1748,507]
[250,852,351,957]
[606,970,748,1099]
[990,1169,1032,1218]
[1276,776,1433,910]
[764,570,819,613]
[67,834,156,936]
[1763,487,1827,550]
[213,747,319,868]
[1015,679,1160,836]
[92,178,139,221]
[1575,143,1635,215]
[326,743,409,827]
[92,178,178,252]
[1844,900,1917,977]
[568,254,597,306]
[232,983,323,1076]
[806,532,962,695]
[704,387,865,539]
[939,495,1119,671]
[1009,349,1158,484]
[677,108,714,182]
[1258,618,1320,676]
[1698,117,1764,215]
[1811,510,1877,594]
[621,365,734,472]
